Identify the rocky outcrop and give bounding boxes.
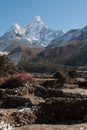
[34,85,47,98]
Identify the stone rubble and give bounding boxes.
[0,121,14,130]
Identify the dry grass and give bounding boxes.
[0,73,36,89]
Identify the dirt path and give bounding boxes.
[16,123,87,130]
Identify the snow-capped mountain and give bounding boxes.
[0,16,87,66]
[1,23,25,41]
[24,16,64,47]
[48,26,87,47]
[0,16,63,51]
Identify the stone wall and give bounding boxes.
[38,93,87,123]
[1,96,32,108]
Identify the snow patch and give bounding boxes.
[0,51,9,56]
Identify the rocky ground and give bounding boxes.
[1,74,87,130]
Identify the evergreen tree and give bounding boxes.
[0,54,16,76]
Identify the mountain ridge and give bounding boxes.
[0,16,87,66]
[0,16,87,50]
[0,16,63,49]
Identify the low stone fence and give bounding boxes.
[38,95,87,123]
[0,96,32,108]
[47,88,87,98]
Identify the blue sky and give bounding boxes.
[0,0,87,35]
